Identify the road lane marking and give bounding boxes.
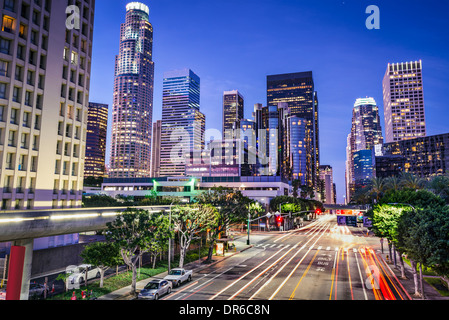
[268,224,331,300]
[209,245,291,300]
[289,249,321,300]
[355,249,368,300]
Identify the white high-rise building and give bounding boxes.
[0,0,95,211]
[383,60,426,143]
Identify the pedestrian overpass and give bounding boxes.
[323,204,370,213]
[0,205,170,300]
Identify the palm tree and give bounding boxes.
[427,175,449,204]
[369,177,386,203]
[399,172,426,190]
[385,176,402,192]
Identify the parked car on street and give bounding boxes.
[0,282,48,300]
[164,268,192,288]
[137,279,172,300]
[68,264,101,286]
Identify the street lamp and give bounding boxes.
[247,213,272,245]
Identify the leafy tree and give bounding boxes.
[142,212,173,269]
[194,187,253,263]
[172,205,216,268]
[80,242,123,288]
[427,175,449,204]
[367,204,407,279]
[105,208,156,295]
[82,194,120,208]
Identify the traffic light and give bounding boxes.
[315,209,322,216]
[276,215,284,227]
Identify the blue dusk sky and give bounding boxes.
[89,0,449,203]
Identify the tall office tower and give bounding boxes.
[150,120,161,177]
[0,0,95,211]
[267,72,320,187]
[346,98,383,200]
[283,115,307,184]
[383,60,426,143]
[319,165,335,204]
[223,90,244,137]
[84,102,108,179]
[109,2,154,178]
[160,69,205,177]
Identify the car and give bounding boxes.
[28,282,49,299]
[164,268,192,288]
[68,264,101,286]
[0,282,48,300]
[138,279,172,300]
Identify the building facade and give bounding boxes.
[159,69,205,177]
[109,2,154,178]
[150,119,161,177]
[100,175,291,209]
[383,60,426,143]
[223,90,244,137]
[346,98,383,201]
[376,133,449,178]
[267,71,320,188]
[319,165,335,204]
[84,102,108,179]
[0,0,95,211]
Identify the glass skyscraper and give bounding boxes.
[160,69,205,177]
[85,103,108,179]
[223,90,244,136]
[109,2,155,178]
[346,98,383,200]
[267,72,319,187]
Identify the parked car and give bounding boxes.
[29,282,49,299]
[164,268,192,288]
[68,264,101,286]
[0,282,48,300]
[138,279,172,300]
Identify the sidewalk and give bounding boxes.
[97,236,253,300]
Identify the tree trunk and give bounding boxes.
[398,252,406,279]
[207,245,214,263]
[131,265,137,295]
[99,269,105,288]
[410,260,420,297]
[419,263,424,299]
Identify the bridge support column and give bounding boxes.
[13,239,34,300]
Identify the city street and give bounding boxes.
[162,215,410,301]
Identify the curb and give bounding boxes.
[100,243,254,300]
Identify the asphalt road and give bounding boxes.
[162,215,410,301]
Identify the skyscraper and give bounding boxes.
[160,69,205,177]
[0,0,95,210]
[151,120,162,177]
[383,60,426,143]
[85,102,108,179]
[223,90,244,136]
[346,98,383,200]
[109,2,154,178]
[267,72,319,187]
[319,165,335,204]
